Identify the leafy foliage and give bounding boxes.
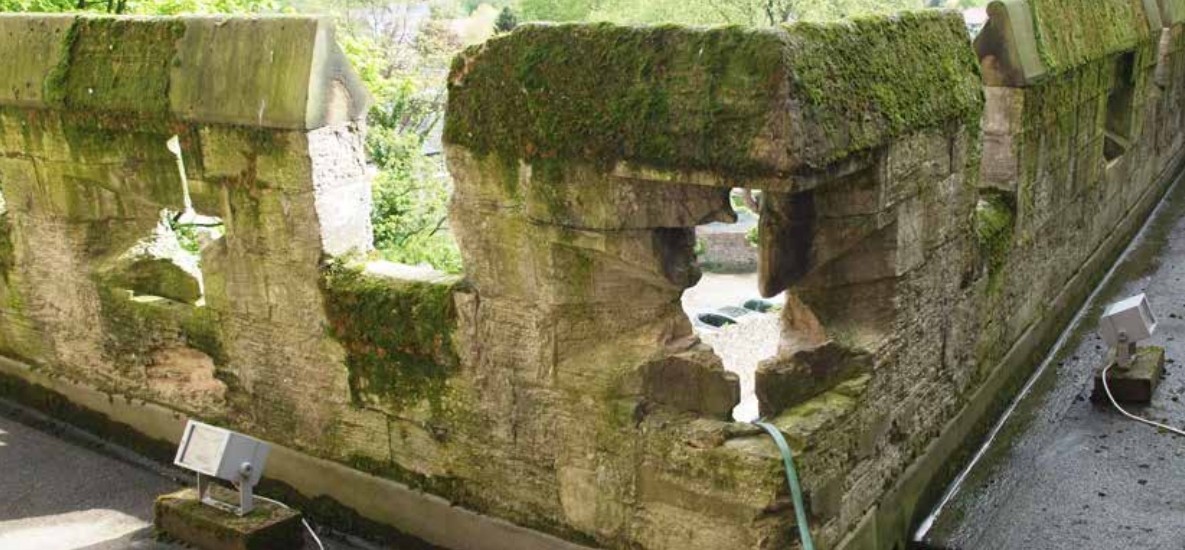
[519,0,596,22]
[0,0,276,15]
[521,0,928,25]
[339,22,465,274]
[495,6,517,31]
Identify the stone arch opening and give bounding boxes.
[684,187,784,422]
[98,136,225,307]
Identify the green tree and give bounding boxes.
[0,0,276,15]
[495,6,517,32]
[581,0,926,25]
[340,20,464,273]
[461,0,514,15]
[520,0,598,22]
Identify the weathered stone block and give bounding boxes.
[756,341,872,419]
[758,191,815,298]
[452,202,698,306]
[0,15,72,107]
[0,15,369,130]
[154,487,303,550]
[446,12,982,180]
[321,263,461,416]
[59,18,184,113]
[309,125,373,256]
[447,148,736,230]
[171,17,369,129]
[111,258,202,304]
[101,217,203,304]
[641,344,739,419]
[1092,346,1166,403]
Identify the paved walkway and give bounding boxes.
[921,177,1185,548]
[0,401,376,550]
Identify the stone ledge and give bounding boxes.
[0,14,371,129]
[155,487,304,550]
[445,12,982,180]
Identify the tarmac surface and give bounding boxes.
[0,401,378,550]
[921,175,1185,548]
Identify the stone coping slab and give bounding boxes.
[975,0,1161,87]
[0,14,370,129]
[445,11,982,182]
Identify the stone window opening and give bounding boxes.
[684,187,783,422]
[1104,51,1137,164]
[163,207,225,305]
[366,130,464,275]
[100,136,225,307]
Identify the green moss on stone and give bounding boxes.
[1027,0,1152,75]
[161,487,298,530]
[343,454,471,509]
[783,11,984,165]
[975,190,1016,282]
[94,285,228,368]
[446,23,789,176]
[180,306,227,365]
[321,262,462,414]
[0,369,179,464]
[0,211,12,283]
[1164,0,1185,26]
[109,259,202,305]
[446,12,982,174]
[42,17,79,107]
[253,476,443,550]
[46,17,186,113]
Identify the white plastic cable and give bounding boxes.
[1102,362,1185,437]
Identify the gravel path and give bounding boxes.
[683,272,783,422]
[700,315,782,422]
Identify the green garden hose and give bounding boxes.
[754,421,817,550]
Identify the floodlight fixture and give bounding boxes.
[1099,293,1158,368]
[174,419,271,516]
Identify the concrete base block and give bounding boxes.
[1092,346,1166,404]
[155,487,304,550]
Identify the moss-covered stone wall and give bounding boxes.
[46,18,186,113]
[1027,0,1153,74]
[0,14,370,129]
[442,10,984,550]
[2,7,1185,550]
[1160,0,1185,25]
[440,4,1185,550]
[321,261,463,415]
[0,8,397,534]
[783,12,983,166]
[833,2,1185,549]
[446,11,982,180]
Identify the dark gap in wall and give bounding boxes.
[1104,51,1137,163]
